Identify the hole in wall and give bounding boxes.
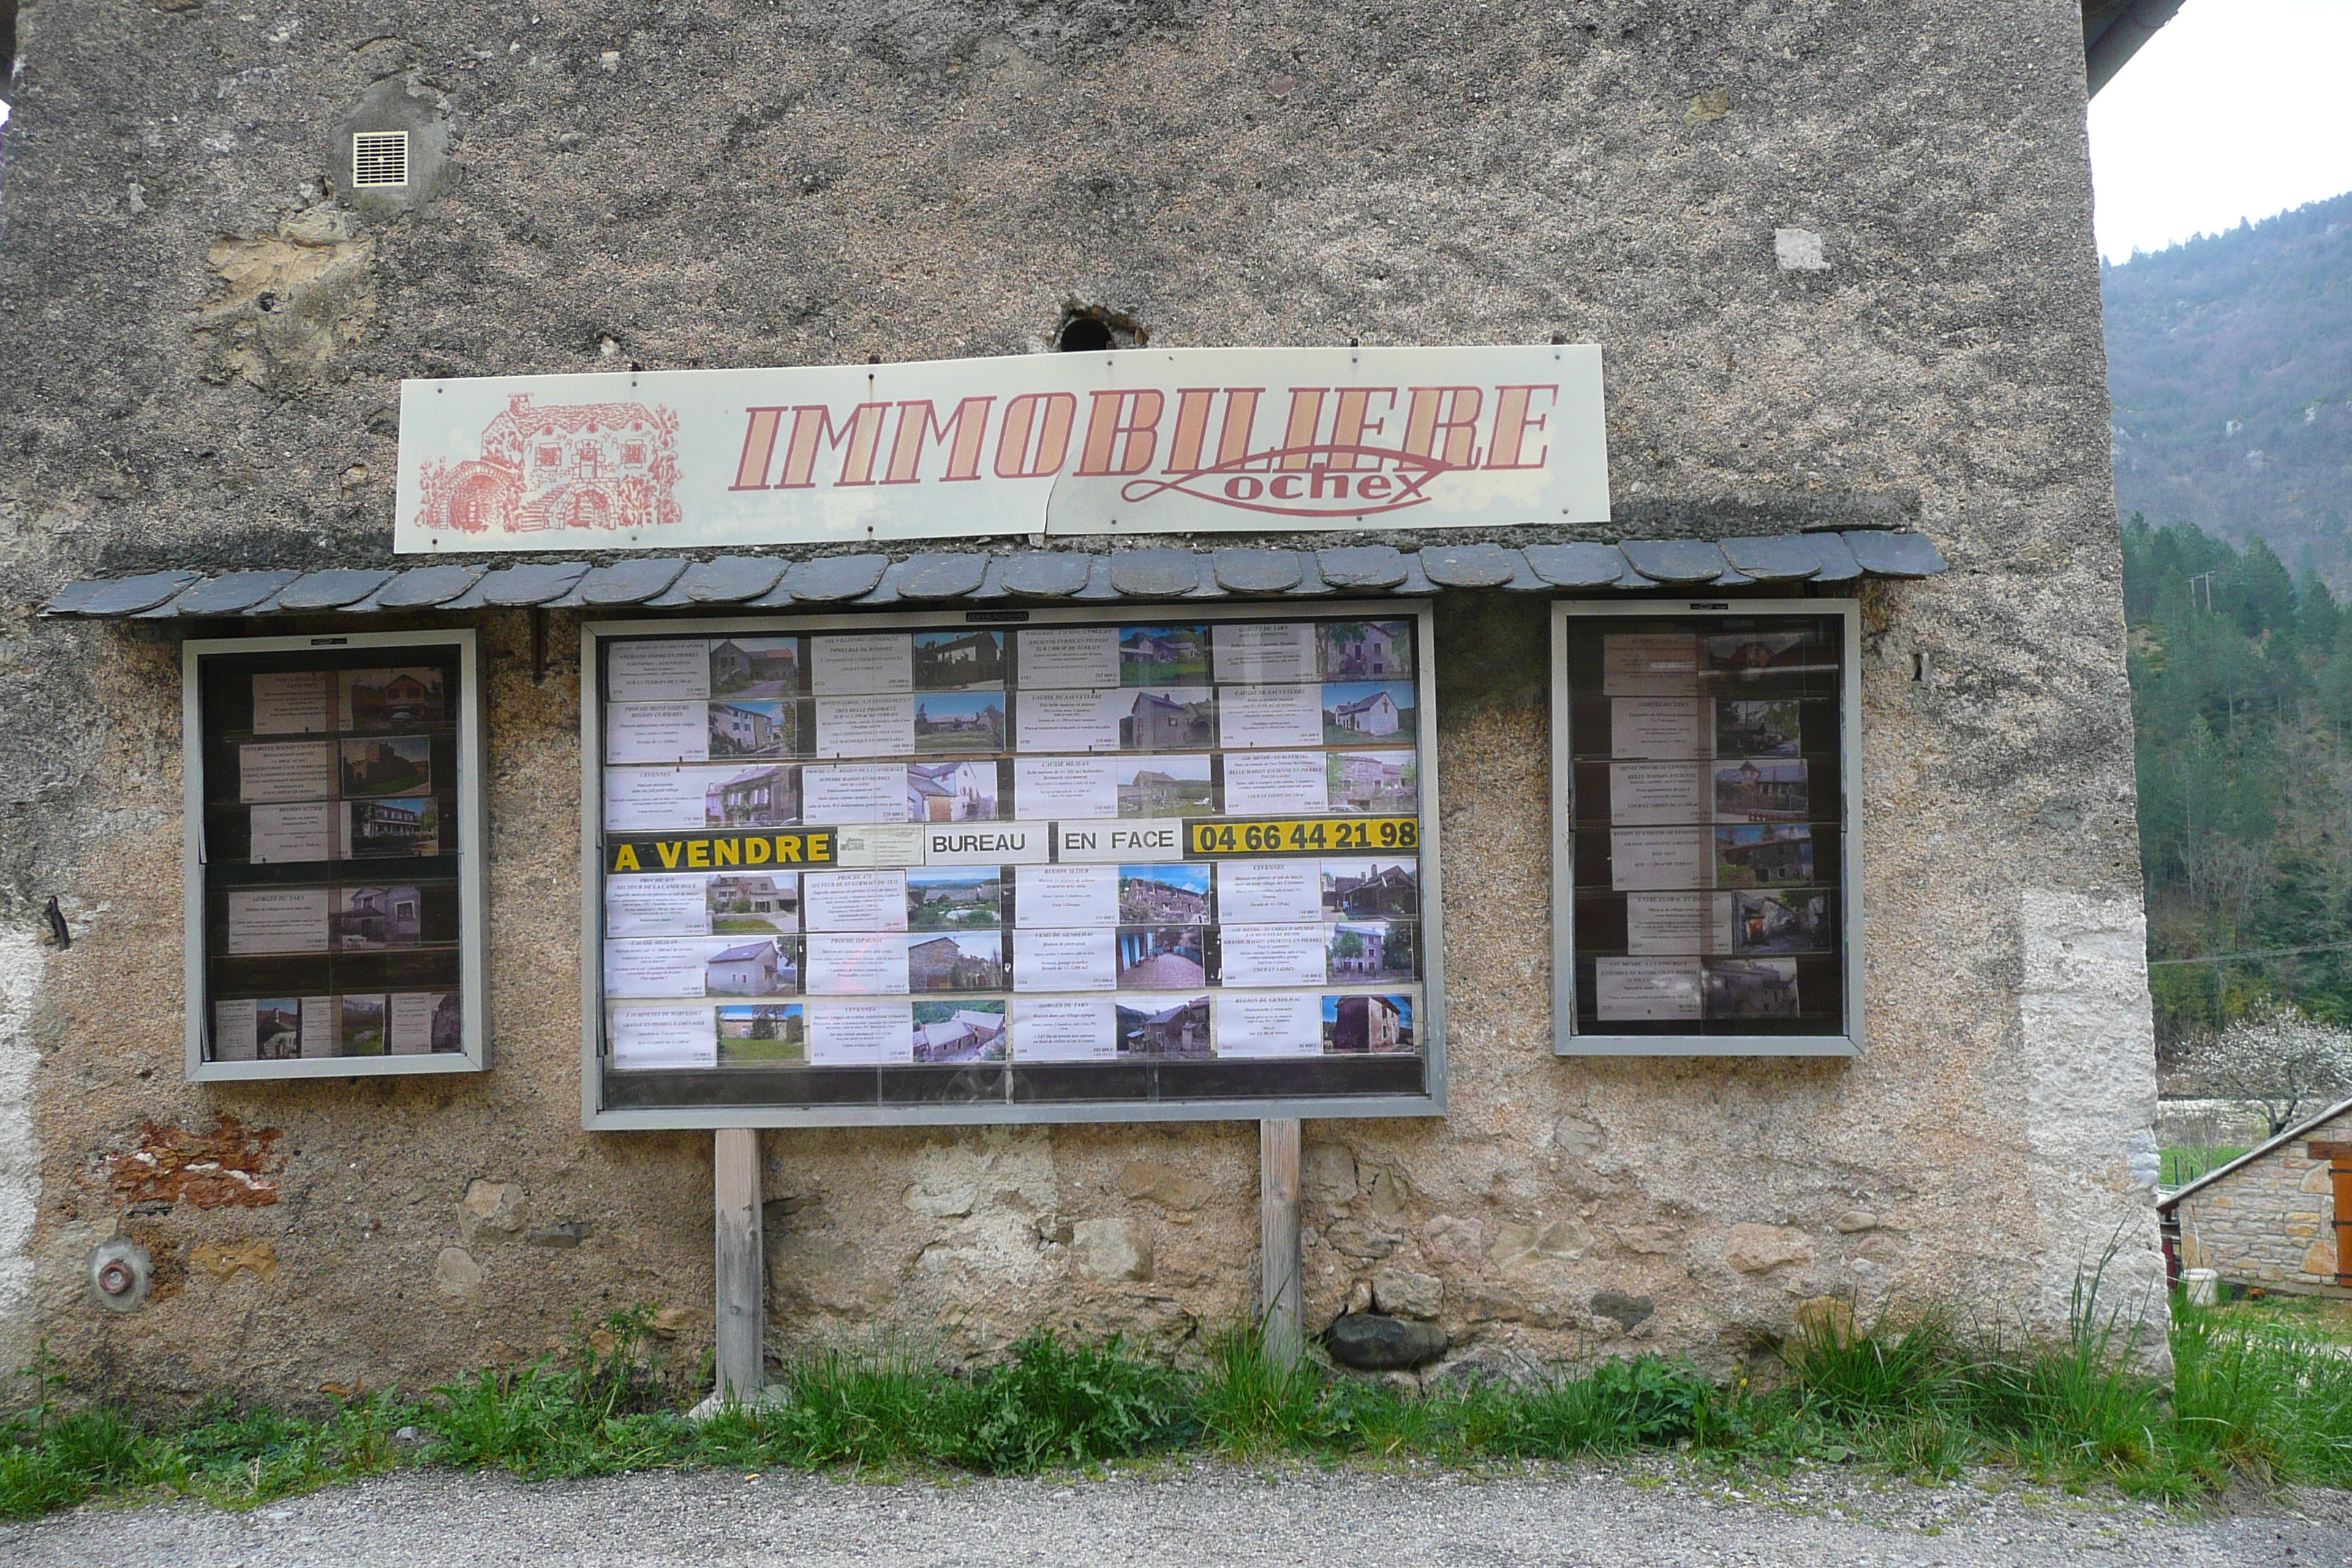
[1055,302,1149,352]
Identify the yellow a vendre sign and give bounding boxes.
[395,344,1607,552]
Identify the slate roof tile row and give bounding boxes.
[42,532,1946,619]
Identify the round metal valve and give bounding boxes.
[88,1239,153,1313]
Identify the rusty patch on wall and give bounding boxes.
[108,1114,285,1209]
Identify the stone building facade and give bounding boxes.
[0,1,2172,1406]
[2163,1100,2352,1296]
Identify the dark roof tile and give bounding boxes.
[897,552,990,600]
[1109,549,1206,598]
[1717,535,1823,582]
[1211,548,1305,595]
[1842,529,1947,578]
[1620,540,1727,584]
[1522,543,1626,587]
[1001,551,1093,598]
[1420,543,1521,589]
[143,570,300,617]
[269,568,396,611]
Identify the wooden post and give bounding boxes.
[713,1127,764,1404]
[1259,1117,1302,1368]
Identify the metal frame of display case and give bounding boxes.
[181,627,489,1080]
[579,600,1445,1130]
[1550,598,1863,1057]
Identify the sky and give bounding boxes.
[2089,0,2352,263]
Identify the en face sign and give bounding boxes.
[393,344,1607,553]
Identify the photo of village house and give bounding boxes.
[1703,957,1802,1019]
[1714,698,1803,758]
[338,736,431,798]
[908,932,1007,992]
[1730,889,1830,955]
[1319,619,1413,681]
[707,872,799,934]
[913,999,1009,1063]
[704,936,796,996]
[1118,625,1209,685]
[347,796,439,858]
[906,759,1000,821]
[255,998,303,1060]
[913,693,1006,755]
[1322,682,1416,745]
[704,764,799,828]
[335,885,422,950]
[1328,920,1415,983]
[1713,758,1808,823]
[1715,823,1815,889]
[708,699,795,758]
[1325,751,1417,813]
[339,667,446,731]
[1115,995,1212,1059]
[905,868,1002,930]
[427,992,462,1052]
[1321,861,1417,921]
[912,630,1006,690]
[1323,993,1414,1054]
[340,994,388,1055]
[717,1003,805,1066]
[709,636,802,699]
[1115,927,1208,989]
[1118,864,1210,924]
[1704,630,1817,678]
[1117,756,1215,817]
[1120,689,1214,752]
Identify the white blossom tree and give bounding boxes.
[2176,1002,2352,1137]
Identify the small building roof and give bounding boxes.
[2157,1093,2352,1213]
[708,941,775,963]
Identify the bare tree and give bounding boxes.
[2175,1002,2352,1138]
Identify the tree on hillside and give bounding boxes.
[2174,1003,2352,1137]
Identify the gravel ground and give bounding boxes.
[5,1460,2350,1567]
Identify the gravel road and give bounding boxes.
[6,1461,2349,1567]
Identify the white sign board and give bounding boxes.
[395,345,1607,554]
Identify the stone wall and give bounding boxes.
[2171,1112,2348,1292]
[0,0,2168,1405]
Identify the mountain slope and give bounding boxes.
[2104,190,2352,585]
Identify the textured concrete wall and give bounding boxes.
[2174,1115,2348,1292]
[0,0,2166,1403]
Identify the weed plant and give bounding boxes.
[8,1264,2352,1520]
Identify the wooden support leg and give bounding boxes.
[713,1127,765,1403]
[1260,1117,1302,1368]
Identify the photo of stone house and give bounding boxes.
[1322,862,1417,921]
[1118,627,1209,685]
[1121,690,1213,752]
[912,697,1006,757]
[709,701,791,758]
[717,1003,805,1066]
[1714,759,1808,823]
[1320,620,1410,679]
[913,630,1006,688]
[913,1001,1009,1064]
[2161,1096,2352,1296]
[705,764,799,829]
[905,869,1002,930]
[705,938,785,997]
[1117,758,1215,817]
[1326,751,1416,813]
[907,933,1006,992]
[1716,825,1814,889]
[1324,994,1413,1054]
[347,796,437,858]
[1116,997,1212,1059]
[710,638,801,699]
[339,736,431,797]
[255,999,303,1060]
[1703,958,1801,1019]
[1329,921,1413,983]
[336,885,422,950]
[1118,865,1210,924]
[341,667,447,731]
[429,993,463,1053]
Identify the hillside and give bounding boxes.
[2104,191,2352,586]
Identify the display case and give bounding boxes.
[1550,600,1861,1055]
[581,603,1443,1128]
[182,630,487,1079]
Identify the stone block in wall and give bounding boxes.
[2303,1164,2334,1195]
[1722,1224,1812,1274]
[2303,1239,2338,1278]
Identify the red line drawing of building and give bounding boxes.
[414,393,682,535]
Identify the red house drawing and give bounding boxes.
[414,393,682,535]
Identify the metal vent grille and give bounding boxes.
[352,131,410,188]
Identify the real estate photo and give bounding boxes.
[1716,824,1815,889]
[1319,619,1413,680]
[335,885,423,950]
[1117,756,1215,817]
[1325,751,1417,813]
[1115,995,1212,1059]
[1323,992,1414,1054]
[1322,681,1415,744]
[707,872,799,935]
[1118,625,1209,685]
[717,1003,805,1065]
[704,764,799,829]
[339,667,445,731]
[1115,927,1207,989]
[338,736,431,798]
[709,636,802,699]
[905,868,1002,931]
[1120,688,1214,752]
[1321,861,1417,921]
[708,699,795,758]
[912,999,1008,1063]
[1118,864,1210,925]
[912,630,1006,690]
[906,759,999,821]
[704,937,796,997]
[1328,920,1415,983]
[1714,699,1803,759]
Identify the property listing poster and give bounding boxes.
[200,646,470,1064]
[596,614,1430,1093]
[1564,619,1844,1033]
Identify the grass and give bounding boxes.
[10,1271,2352,1522]
[2161,1146,2252,1185]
